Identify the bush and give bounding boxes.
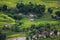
[48,8,53,14]
[16,2,46,15]
[2,5,8,11]
[55,11,60,17]
[51,15,57,19]
[11,24,20,32]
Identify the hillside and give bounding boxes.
[0,0,60,40]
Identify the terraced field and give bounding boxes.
[0,0,60,39]
[0,12,15,28]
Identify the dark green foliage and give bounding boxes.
[54,30,58,35]
[16,2,45,15]
[13,14,23,20]
[28,2,34,12]
[48,8,53,14]
[11,23,20,32]
[14,24,20,32]
[16,3,24,9]
[55,11,60,17]
[30,24,36,30]
[26,23,59,40]
[11,21,23,32]
[26,36,29,40]
[0,6,1,11]
[0,2,46,18]
[0,30,6,40]
[45,24,51,32]
[2,5,7,11]
[2,26,9,30]
[16,3,25,13]
[51,15,57,19]
[8,14,23,20]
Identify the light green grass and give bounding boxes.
[3,30,26,38]
[0,12,15,28]
[0,0,60,8]
[0,0,60,38]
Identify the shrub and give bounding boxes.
[2,5,8,11]
[55,11,60,17]
[48,8,53,14]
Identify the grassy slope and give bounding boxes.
[0,12,15,28]
[0,0,60,38]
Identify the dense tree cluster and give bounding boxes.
[16,2,45,15]
[26,23,60,40]
[0,2,45,16]
[0,2,46,20]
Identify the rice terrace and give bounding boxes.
[0,0,60,40]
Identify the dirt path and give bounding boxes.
[7,37,26,40]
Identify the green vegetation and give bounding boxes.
[0,0,60,40]
[0,0,60,7]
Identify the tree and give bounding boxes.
[48,8,53,14]
[51,14,57,19]
[11,22,20,32]
[55,11,60,17]
[54,30,58,35]
[2,5,7,11]
[45,23,51,31]
[30,24,36,30]
[28,2,34,12]
[39,5,45,12]
[13,14,23,20]
[16,3,25,13]
[14,24,20,32]
[35,5,45,13]
[0,6,2,11]
[0,30,6,40]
